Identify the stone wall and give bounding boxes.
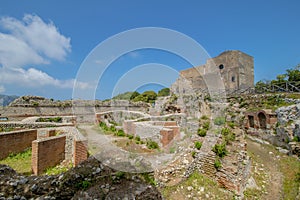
[32,135,66,175]
[0,99,149,123]
[0,129,37,159]
[0,122,73,130]
[171,50,254,95]
[245,109,277,130]
[123,120,180,147]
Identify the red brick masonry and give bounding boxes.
[32,135,66,175]
[0,129,37,160]
[73,140,88,166]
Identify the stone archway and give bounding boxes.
[248,115,254,128]
[258,112,267,129]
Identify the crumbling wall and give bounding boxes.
[32,135,66,175]
[0,129,37,159]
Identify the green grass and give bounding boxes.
[279,155,300,199]
[44,162,73,175]
[0,148,32,175]
[0,127,14,132]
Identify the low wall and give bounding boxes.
[0,122,73,130]
[73,140,88,166]
[0,129,37,159]
[32,135,66,175]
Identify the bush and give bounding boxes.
[221,128,236,144]
[135,135,141,141]
[293,136,300,142]
[127,134,134,139]
[194,141,202,150]
[157,88,170,97]
[212,143,227,158]
[116,130,125,137]
[228,122,235,129]
[203,121,210,130]
[133,90,157,103]
[76,180,91,190]
[146,140,159,149]
[191,151,197,158]
[200,115,209,120]
[214,117,226,126]
[110,125,117,132]
[197,129,207,137]
[214,158,222,169]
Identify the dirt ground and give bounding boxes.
[246,138,284,199]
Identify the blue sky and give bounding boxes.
[0,0,299,100]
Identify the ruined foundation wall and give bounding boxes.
[0,129,37,159]
[31,135,66,175]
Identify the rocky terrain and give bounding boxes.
[0,93,300,199]
[0,156,162,199]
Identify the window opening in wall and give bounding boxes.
[219,64,224,70]
[231,76,235,82]
[248,115,254,128]
[258,112,267,129]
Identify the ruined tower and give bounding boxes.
[171,50,254,95]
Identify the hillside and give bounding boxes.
[0,94,18,106]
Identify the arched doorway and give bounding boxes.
[258,112,267,129]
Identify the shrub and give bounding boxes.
[194,141,202,150]
[203,122,210,130]
[141,173,157,186]
[200,115,209,120]
[293,136,300,142]
[214,117,226,126]
[157,88,170,97]
[169,147,176,154]
[110,125,117,132]
[115,171,126,179]
[228,121,235,129]
[99,121,110,131]
[146,140,159,149]
[212,143,227,158]
[214,158,222,170]
[135,135,141,141]
[191,151,197,158]
[116,130,125,137]
[197,128,207,137]
[76,180,91,190]
[127,134,134,139]
[221,127,236,144]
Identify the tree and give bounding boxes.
[133,90,157,103]
[286,67,300,82]
[130,91,140,100]
[157,88,170,97]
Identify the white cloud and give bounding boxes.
[0,14,71,66]
[0,33,47,68]
[0,67,89,90]
[0,14,87,94]
[0,85,5,93]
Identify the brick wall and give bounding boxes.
[32,135,66,175]
[0,129,37,159]
[73,140,88,166]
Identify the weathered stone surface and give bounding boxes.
[0,157,162,199]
